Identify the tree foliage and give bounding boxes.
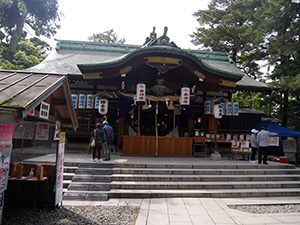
[192,0,300,128]
[0,37,49,70]
[191,0,267,79]
[0,0,61,61]
[88,29,125,44]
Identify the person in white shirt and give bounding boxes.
[257,126,270,165]
[250,129,259,163]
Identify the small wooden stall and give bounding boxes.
[0,69,78,208]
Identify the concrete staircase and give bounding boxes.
[63,162,300,202]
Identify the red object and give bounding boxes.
[276,157,289,164]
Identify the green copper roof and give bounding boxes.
[28,27,271,93]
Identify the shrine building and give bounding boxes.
[29,27,271,156]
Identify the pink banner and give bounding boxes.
[0,123,13,145]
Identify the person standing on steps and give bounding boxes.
[250,129,259,163]
[91,123,103,162]
[257,126,270,165]
[103,120,114,161]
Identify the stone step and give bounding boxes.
[63,191,108,201]
[112,163,295,169]
[64,166,78,173]
[62,162,113,202]
[62,162,300,201]
[64,162,296,169]
[108,180,300,189]
[64,180,300,190]
[110,174,300,182]
[112,168,300,175]
[107,188,300,198]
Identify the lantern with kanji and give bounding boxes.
[136,83,146,105]
[180,87,190,107]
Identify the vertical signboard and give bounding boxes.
[94,96,101,109]
[35,122,49,140]
[204,101,211,115]
[225,102,233,115]
[55,132,65,206]
[78,94,86,109]
[220,102,225,115]
[233,102,239,116]
[39,101,50,120]
[71,94,78,109]
[86,94,93,109]
[0,123,13,222]
[53,121,61,141]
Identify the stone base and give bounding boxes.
[210,153,221,160]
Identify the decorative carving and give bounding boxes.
[194,70,205,79]
[83,72,103,79]
[143,26,179,48]
[145,57,181,74]
[150,79,170,97]
[119,66,132,74]
[220,79,236,87]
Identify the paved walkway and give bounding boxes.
[21,151,300,225]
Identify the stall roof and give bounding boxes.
[249,120,300,137]
[0,70,78,130]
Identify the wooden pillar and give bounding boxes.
[117,116,125,152]
[188,117,194,137]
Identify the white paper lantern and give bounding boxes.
[136,83,146,105]
[98,98,108,115]
[180,87,190,107]
[214,104,223,119]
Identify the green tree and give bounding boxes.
[192,0,300,128]
[88,29,125,44]
[0,37,49,69]
[258,0,300,126]
[0,0,61,62]
[191,0,266,79]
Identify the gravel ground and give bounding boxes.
[3,205,140,225]
[229,204,300,214]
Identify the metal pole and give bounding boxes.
[20,124,24,162]
[155,102,158,156]
[214,117,218,153]
[172,108,176,137]
[138,105,141,136]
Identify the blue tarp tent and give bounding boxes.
[250,120,300,137]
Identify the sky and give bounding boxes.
[46,0,211,50]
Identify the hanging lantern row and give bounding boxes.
[135,83,190,108]
[204,100,239,117]
[71,94,106,110]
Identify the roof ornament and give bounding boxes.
[143,27,157,47]
[143,26,179,48]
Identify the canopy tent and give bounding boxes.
[250,120,300,137]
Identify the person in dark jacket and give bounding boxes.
[91,123,103,161]
[103,120,114,161]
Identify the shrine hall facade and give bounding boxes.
[29,27,271,156]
